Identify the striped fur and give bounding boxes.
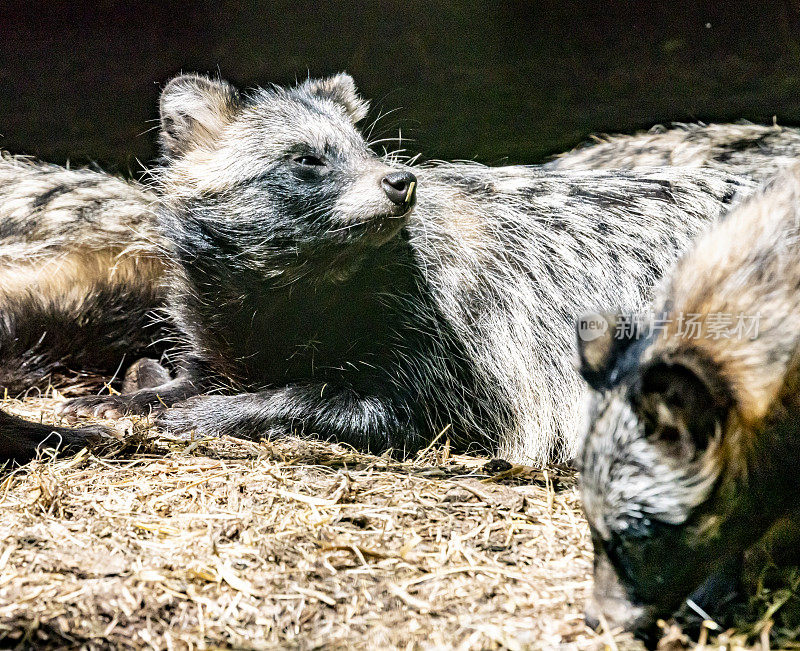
[548,121,800,179]
[0,154,166,393]
[0,156,170,462]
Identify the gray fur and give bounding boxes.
[407,164,750,462]
[0,152,159,261]
[548,121,800,180]
[0,154,167,393]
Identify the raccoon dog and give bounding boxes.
[577,164,800,642]
[4,74,800,464]
[54,74,765,463]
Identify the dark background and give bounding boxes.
[2,1,800,176]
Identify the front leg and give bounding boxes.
[157,384,425,455]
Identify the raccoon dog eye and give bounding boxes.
[294,155,325,167]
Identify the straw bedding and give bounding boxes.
[0,392,797,650]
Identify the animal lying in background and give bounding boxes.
[577,164,800,645]
[0,73,798,464]
[0,156,169,461]
[547,121,800,178]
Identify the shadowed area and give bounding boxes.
[2,1,800,172]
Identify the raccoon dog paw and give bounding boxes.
[58,374,200,422]
[122,358,173,393]
[153,395,231,438]
[56,392,165,420]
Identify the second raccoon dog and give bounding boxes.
[0,155,167,461]
[576,164,800,641]
[53,73,769,463]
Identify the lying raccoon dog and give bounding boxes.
[2,73,800,464]
[0,155,168,461]
[53,75,770,462]
[577,164,800,644]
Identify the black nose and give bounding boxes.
[381,170,417,207]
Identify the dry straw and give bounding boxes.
[0,393,796,650]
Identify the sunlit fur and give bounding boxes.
[141,74,783,463]
[0,155,167,462]
[548,121,800,180]
[406,164,750,461]
[578,164,800,637]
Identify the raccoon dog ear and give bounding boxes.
[576,312,639,390]
[638,356,730,457]
[159,74,240,158]
[300,73,370,123]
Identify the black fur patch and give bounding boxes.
[31,179,100,211]
[0,282,171,395]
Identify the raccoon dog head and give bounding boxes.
[157,73,417,280]
[575,313,748,643]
